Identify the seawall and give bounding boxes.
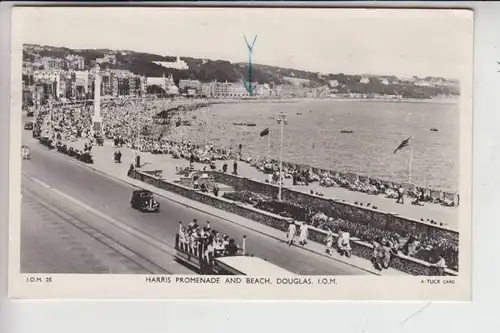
[206,171,459,244]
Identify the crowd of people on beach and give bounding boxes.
[32,102,94,143]
[98,99,237,165]
[31,99,236,166]
[31,97,457,274]
[32,103,97,163]
[243,156,458,209]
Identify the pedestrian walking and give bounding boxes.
[233,160,238,175]
[298,223,309,246]
[325,229,334,255]
[286,222,297,246]
[396,185,404,204]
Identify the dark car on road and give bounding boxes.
[27,110,34,117]
[130,190,160,212]
[24,121,34,130]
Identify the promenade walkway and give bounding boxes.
[54,138,405,275]
[72,138,457,229]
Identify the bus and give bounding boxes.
[174,226,295,276]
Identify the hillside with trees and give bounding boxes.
[23,44,460,98]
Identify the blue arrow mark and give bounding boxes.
[244,35,258,95]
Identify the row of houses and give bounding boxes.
[24,54,86,71]
[327,77,437,88]
[178,79,327,98]
[23,68,149,103]
[22,67,332,106]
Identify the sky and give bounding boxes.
[12,7,473,79]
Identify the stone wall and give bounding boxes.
[307,228,455,275]
[131,170,291,231]
[207,171,458,244]
[129,169,458,276]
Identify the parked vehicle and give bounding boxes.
[24,121,34,130]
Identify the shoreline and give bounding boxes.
[196,97,459,106]
[159,100,458,195]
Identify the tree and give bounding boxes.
[147,84,165,97]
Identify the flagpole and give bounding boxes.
[267,123,271,158]
[408,143,413,183]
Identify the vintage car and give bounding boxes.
[24,121,34,130]
[27,110,34,117]
[130,189,160,212]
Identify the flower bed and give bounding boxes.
[223,189,458,271]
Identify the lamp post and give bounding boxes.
[276,112,288,201]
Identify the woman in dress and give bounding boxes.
[286,222,297,246]
[298,223,309,246]
[325,228,334,255]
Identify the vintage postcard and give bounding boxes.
[8,6,473,300]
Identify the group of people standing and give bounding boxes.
[285,222,310,247]
[177,219,240,262]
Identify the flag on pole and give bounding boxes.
[260,127,270,137]
[394,137,411,154]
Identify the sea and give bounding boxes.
[167,99,459,192]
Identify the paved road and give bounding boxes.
[20,119,369,275]
[21,174,192,274]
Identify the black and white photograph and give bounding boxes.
[8,6,473,300]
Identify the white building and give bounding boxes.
[179,79,202,92]
[201,81,217,97]
[33,69,61,82]
[66,54,85,70]
[74,70,89,94]
[415,80,432,87]
[359,77,370,84]
[96,53,116,65]
[146,74,179,95]
[33,69,65,97]
[257,83,271,97]
[228,82,257,97]
[152,56,189,70]
[41,57,63,70]
[328,80,339,88]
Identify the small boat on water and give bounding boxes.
[430,128,438,132]
[233,122,256,127]
[296,112,303,115]
[340,130,354,134]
